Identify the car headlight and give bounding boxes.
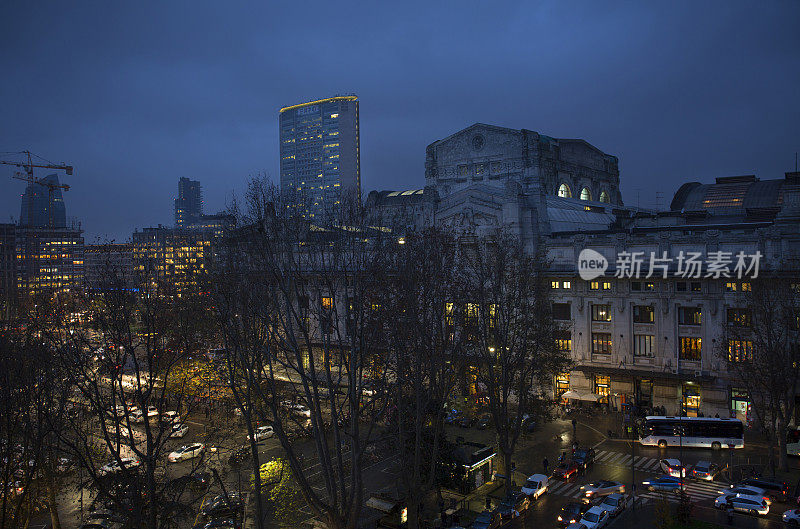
[557,515,562,521]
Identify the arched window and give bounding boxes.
[557,183,572,198]
[580,187,592,201]
[599,190,610,203]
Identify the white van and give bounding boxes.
[521,473,549,499]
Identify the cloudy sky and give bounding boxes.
[1,1,798,241]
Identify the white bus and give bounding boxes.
[640,416,744,450]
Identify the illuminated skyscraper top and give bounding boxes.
[279,95,361,221]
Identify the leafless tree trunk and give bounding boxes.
[213,178,390,529]
[461,235,571,495]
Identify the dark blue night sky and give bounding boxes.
[1,1,798,241]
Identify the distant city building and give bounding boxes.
[16,227,84,295]
[19,174,67,228]
[84,243,134,292]
[132,225,211,293]
[0,224,16,316]
[279,95,361,222]
[174,177,203,227]
[188,213,236,238]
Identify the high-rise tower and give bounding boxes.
[279,95,361,221]
[174,177,203,227]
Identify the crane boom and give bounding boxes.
[2,150,73,227]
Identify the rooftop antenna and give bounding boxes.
[655,191,664,212]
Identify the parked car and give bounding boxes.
[98,457,141,476]
[170,423,189,438]
[557,502,590,526]
[476,415,491,430]
[145,405,159,418]
[168,443,205,463]
[714,494,769,515]
[596,493,627,517]
[553,461,580,481]
[251,425,274,442]
[691,461,721,481]
[201,492,243,518]
[736,477,790,502]
[659,458,686,478]
[782,508,800,525]
[470,509,501,529]
[160,411,180,424]
[572,448,596,470]
[130,410,145,423]
[579,506,610,529]
[495,491,530,520]
[521,474,549,499]
[580,480,625,500]
[642,476,682,493]
[290,403,311,418]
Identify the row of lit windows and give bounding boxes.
[557,183,611,203]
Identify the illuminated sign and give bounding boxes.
[297,105,318,117]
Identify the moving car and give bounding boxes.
[98,457,141,476]
[782,508,800,525]
[470,509,501,529]
[444,410,462,425]
[145,405,159,418]
[642,476,682,493]
[580,480,625,500]
[553,461,580,481]
[596,493,626,517]
[736,477,789,502]
[557,502,590,526]
[495,491,529,520]
[161,411,180,424]
[719,485,770,505]
[659,458,686,478]
[251,425,274,442]
[573,448,595,470]
[170,423,189,438]
[290,403,311,418]
[520,474,549,499]
[579,506,610,529]
[691,461,721,481]
[168,443,205,463]
[714,494,769,515]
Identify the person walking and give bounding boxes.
[542,457,549,474]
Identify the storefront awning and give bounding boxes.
[575,364,715,383]
[561,390,601,401]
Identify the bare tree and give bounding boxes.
[375,228,466,528]
[213,179,391,529]
[716,276,800,474]
[461,235,571,494]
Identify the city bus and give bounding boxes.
[639,416,744,449]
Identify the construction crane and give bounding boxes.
[1,150,73,228]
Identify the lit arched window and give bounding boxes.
[580,187,592,201]
[599,190,610,203]
[557,183,572,198]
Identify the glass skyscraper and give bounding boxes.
[19,174,67,228]
[279,95,361,221]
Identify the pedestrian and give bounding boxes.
[559,451,566,464]
[543,457,549,474]
[715,412,720,418]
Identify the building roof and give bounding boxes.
[546,196,618,233]
[670,175,785,215]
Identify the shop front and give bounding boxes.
[681,383,701,417]
[731,388,750,422]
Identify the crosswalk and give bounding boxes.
[593,449,664,472]
[545,449,728,506]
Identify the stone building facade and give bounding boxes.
[366,122,800,419]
